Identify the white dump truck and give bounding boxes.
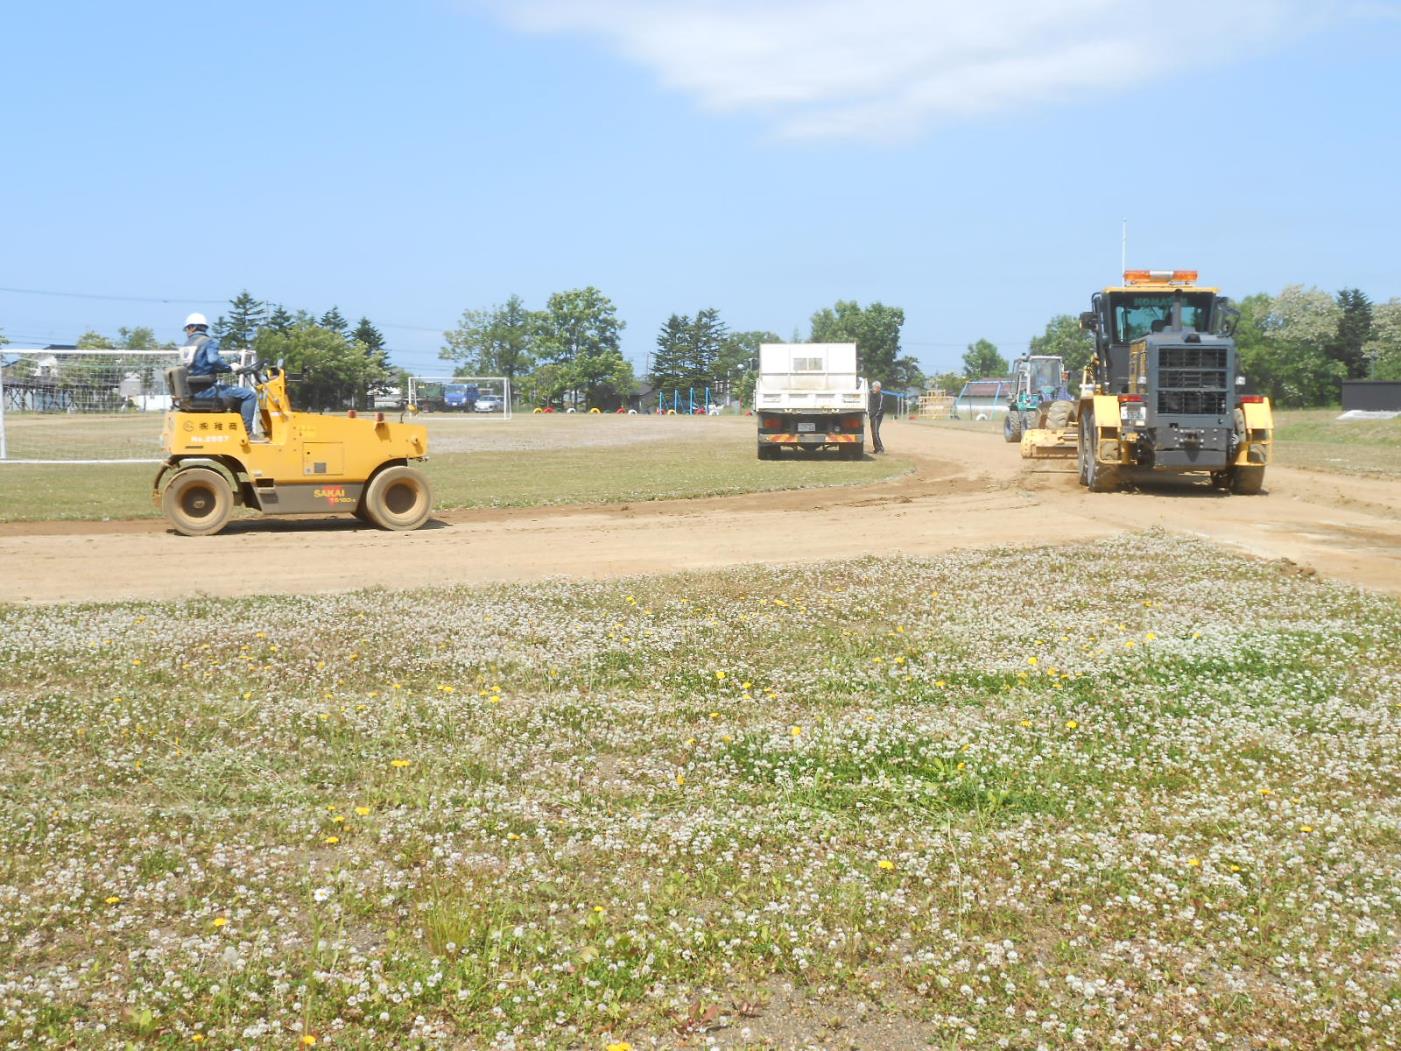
[754,343,867,460]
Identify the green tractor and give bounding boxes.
[1004,355,1070,443]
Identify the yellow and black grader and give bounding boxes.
[1021,270,1273,494]
[153,361,433,536]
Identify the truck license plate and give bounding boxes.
[798,433,824,443]
[797,422,816,432]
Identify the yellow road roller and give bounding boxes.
[152,362,432,536]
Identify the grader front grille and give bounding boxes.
[1157,346,1228,417]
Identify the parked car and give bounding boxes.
[474,395,502,413]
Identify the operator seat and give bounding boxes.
[165,365,242,413]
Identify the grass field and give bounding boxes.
[2,534,1398,1048]
[0,416,906,523]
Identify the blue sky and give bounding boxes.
[3,0,1399,378]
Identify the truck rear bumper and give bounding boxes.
[761,433,863,445]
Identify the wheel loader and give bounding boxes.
[152,361,433,536]
[1073,270,1272,493]
[1004,354,1079,458]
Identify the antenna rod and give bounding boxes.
[1121,219,1128,276]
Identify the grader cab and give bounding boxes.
[1074,270,1272,493]
[153,362,433,536]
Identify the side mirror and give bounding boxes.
[1079,311,1098,332]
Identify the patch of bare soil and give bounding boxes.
[4,421,1400,604]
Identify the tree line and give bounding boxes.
[443,294,925,409]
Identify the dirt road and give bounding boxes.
[3,421,1400,603]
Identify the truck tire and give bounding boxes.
[1044,400,1073,430]
[362,465,433,530]
[163,467,234,537]
[840,444,864,460]
[1230,466,1266,495]
[1081,412,1118,493]
[757,443,778,460]
[1004,410,1023,443]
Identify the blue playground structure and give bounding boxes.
[657,387,715,414]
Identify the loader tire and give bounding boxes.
[362,466,433,531]
[1044,399,1073,430]
[1003,410,1023,443]
[1230,466,1266,495]
[163,467,234,537]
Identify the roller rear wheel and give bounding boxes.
[1231,466,1266,495]
[362,466,433,530]
[163,467,234,536]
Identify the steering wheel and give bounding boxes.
[234,360,271,384]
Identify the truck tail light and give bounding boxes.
[1238,395,1265,404]
[1118,394,1144,403]
[847,417,863,431]
[761,415,780,430]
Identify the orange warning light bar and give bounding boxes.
[1123,269,1199,286]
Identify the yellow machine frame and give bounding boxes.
[152,366,431,535]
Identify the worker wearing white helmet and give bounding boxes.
[180,312,261,437]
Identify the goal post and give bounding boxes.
[406,375,513,420]
[0,347,244,464]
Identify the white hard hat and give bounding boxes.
[184,312,209,328]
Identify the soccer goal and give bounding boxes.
[406,376,513,420]
[0,347,241,463]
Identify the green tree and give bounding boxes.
[1029,314,1095,381]
[1330,288,1374,379]
[809,300,905,383]
[685,308,726,387]
[76,330,115,349]
[319,306,349,336]
[650,314,691,389]
[927,370,965,394]
[214,290,267,349]
[716,329,779,405]
[536,287,627,407]
[254,321,389,411]
[1365,299,1401,380]
[962,339,1007,378]
[441,295,538,389]
[118,326,159,349]
[266,305,295,335]
[352,317,391,392]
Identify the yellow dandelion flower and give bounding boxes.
[675,774,685,786]
[593,905,606,914]
[877,859,895,871]
[331,814,345,823]
[790,725,802,737]
[741,681,751,689]
[131,658,142,666]
[721,734,733,743]
[507,832,520,841]
[302,1037,317,1047]
[104,895,121,905]
[606,1043,633,1051]
[212,916,228,928]
[355,806,370,816]
[391,759,411,768]
[192,1036,206,1044]
[1258,787,1273,795]
[1019,719,1032,727]
[1026,656,1038,666]
[1145,632,1157,641]
[324,835,340,845]
[1124,640,1136,649]
[1066,719,1078,730]
[1230,864,1242,872]
[1300,825,1313,833]
[936,679,947,688]
[715,670,726,681]
[1187,857,1201,868]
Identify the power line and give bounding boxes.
[0,284,226,305]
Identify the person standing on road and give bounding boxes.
[180,312,260,437]
[869,380,886,454]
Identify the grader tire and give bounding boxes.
[162,467,234,537]
[362,466,433,531]
[1081,413,1119,493]
[1231,466,1266,495]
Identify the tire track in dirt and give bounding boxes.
[2,421,1399,603]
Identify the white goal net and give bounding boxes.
[0,348,239,463]
[406,376,513,421]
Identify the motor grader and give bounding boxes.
[1071,269,1272,493]
[152,361,433,536]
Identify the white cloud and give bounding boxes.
[482,0,1353,140]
